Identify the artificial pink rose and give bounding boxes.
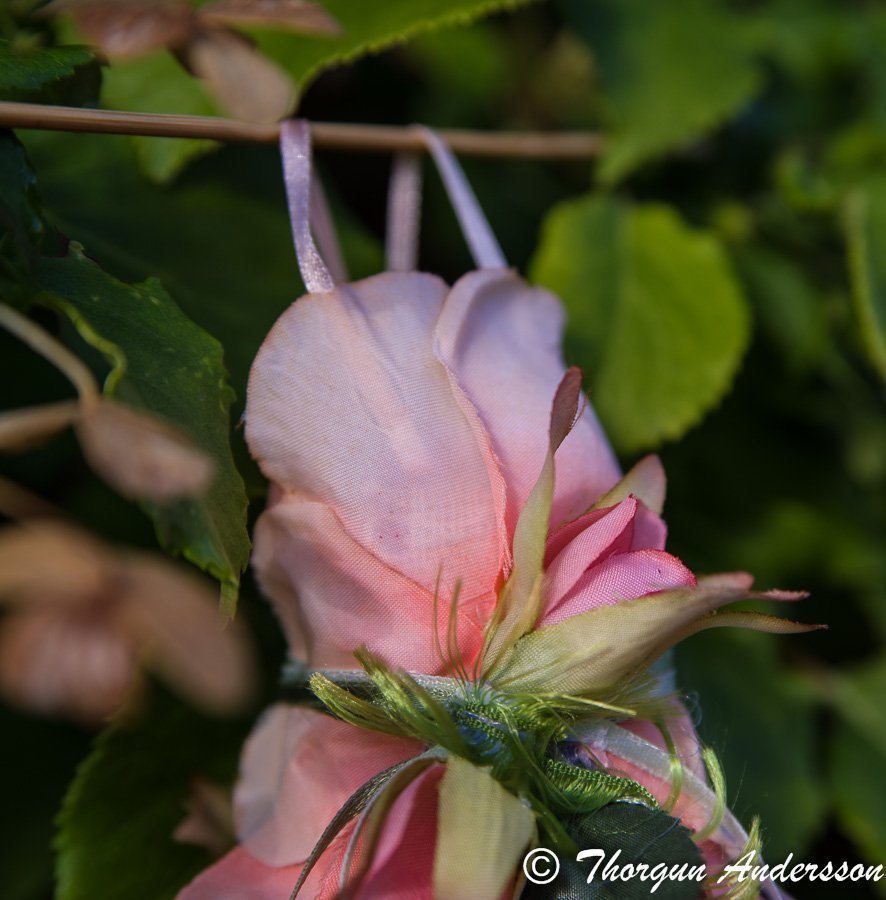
[244,268,624,674]
[179,269,808,899]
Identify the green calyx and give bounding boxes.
[295,648,663,852]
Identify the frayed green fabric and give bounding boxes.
[295,648,668,855]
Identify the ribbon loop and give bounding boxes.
[385,152,423,272]
[417,125,507,270]
[279,119,338,293]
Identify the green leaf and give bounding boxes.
[733,244,831,374]
[0,39,100,104]
[843,180,886,380]
[100,51,220,185]
[254,0,538,88]
[32,244,250,606]
[92,1,534,182]
[562,0,760,183]
[523,803,704,899]
[830,657,886,886]
[55,691,250,900]
[19,129,380,402]
[530,195,750,452]
[678,630,825,861]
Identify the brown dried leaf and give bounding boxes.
[46,0,195,59]
[199,0,342,36]
[76,400,214,503]
[119,554,256,715]
[0,606,138,724]
[173,777,236,857]
[0,520,110,608]
[186,28,296,123]
[0,399,81,453]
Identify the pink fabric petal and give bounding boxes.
[541,549,697,626]
[235,705,422,867]
[176,846,301,900]
[246,272,507,602]
[543,498,638,610]
[435,269,620,536]
[631,503,668,551]
[351,764,444,899]
[252,495,493,672]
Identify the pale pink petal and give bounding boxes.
[252,495,493,672]
[631,503,668,551]
[0,608,137,724]
[543,498,638,610]
[541,549,697,626]
[245,272,507,602]
[435,269,620,535]
[176,845,301,900]
[353,764,443,899]
[235,704,422,866]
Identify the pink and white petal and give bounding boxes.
[435,269,620,536]
[0,608,137,724]
[246,272,506,599]
[235,704,423,867]
[543,498,638,611]
[353,764,444,900]
[252,495,494,672]
[176,846,301,900]
[541,549,696,626]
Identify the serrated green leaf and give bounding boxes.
[0,39,100,104]
[530,194,750,452]
[91,1,535,182]
[523,803,704,899]
[562,0,760,183]
[255,0,537,88]
[32,245,250,605]
[55,691,249,900]
[843,181,886,380]
[678,631,825,861]
[20,129,380,401]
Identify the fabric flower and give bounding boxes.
[179,269,811,899]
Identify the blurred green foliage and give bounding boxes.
[1,0,885,898]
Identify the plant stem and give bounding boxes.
[0,101,605,158]
[0,302,100,404]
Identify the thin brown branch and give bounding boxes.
[0,101,604,159]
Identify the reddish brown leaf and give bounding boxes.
[0,606,138,724]
[186,28,296,123]
[199,0,342,36]
[119,553,256,715]
[76,400,214,503]
[0,399,81,452]
[0,520,110,609]
[47,0,195,59]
